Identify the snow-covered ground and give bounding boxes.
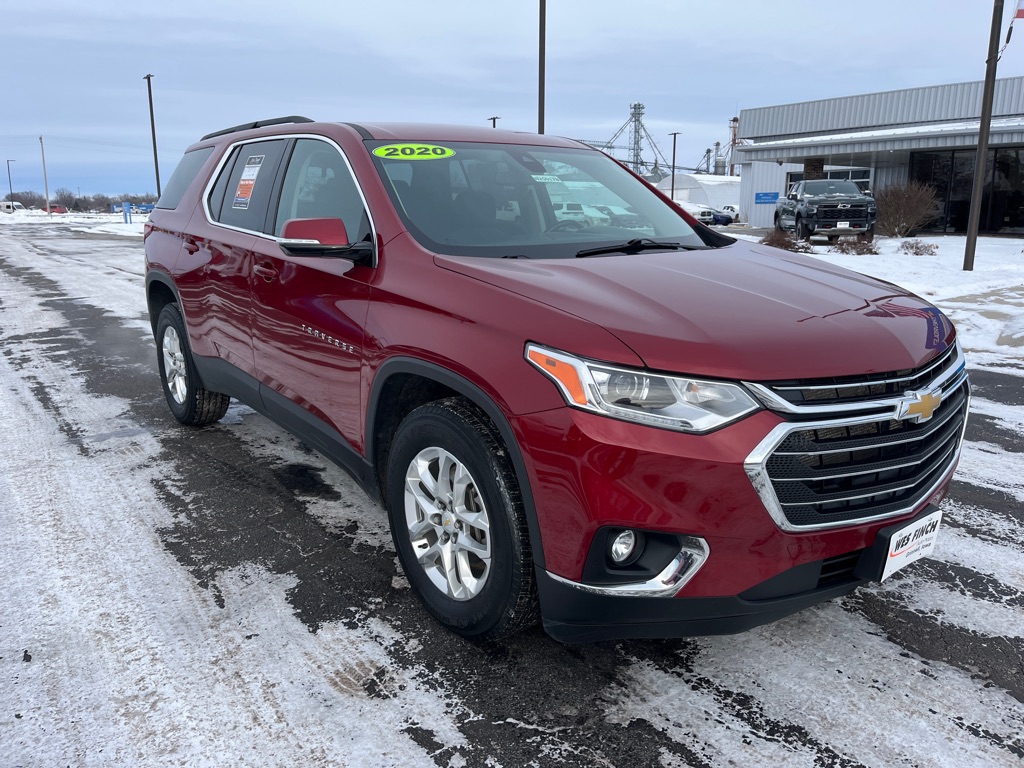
[1,212,1023,766]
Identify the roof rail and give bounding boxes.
[201,115,314,141]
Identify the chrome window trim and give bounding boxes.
[200,133,378,267]
[546,536,709,598]
[743,341,965,415]
[745,378,971,532]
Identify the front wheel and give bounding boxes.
[796,217,812,240]
[386,398,538,641]
[857,228,875,242]
[155,304,230,426]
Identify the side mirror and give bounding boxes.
[279,217,372,261]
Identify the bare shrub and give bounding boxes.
[898,239,939,256]
[830,238,880,255]
[759,229,814,253]
[873,181,940,237]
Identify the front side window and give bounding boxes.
[274,139,370,243]
[368,141,704,258]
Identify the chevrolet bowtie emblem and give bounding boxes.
[896,389,942,423]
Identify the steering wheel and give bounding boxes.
[547,219,586,232]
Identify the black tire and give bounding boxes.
[857,228,875,243]
[386,398,538,641]
[155,304,230,426]
[774,215,784,232]
[796,217,812,241]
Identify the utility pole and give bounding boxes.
[728,117,739,176]
[964,0,1004,271]
[144,74,162,197]
[5,159,13,203]
[669,132,680,201]
[39,136,50,216]
[538,0,546,134]
[488,116,501,128]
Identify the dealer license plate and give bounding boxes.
[882,509,942,580]
[837,221,850,228]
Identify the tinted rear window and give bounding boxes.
[156,147,215,210]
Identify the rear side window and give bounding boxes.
[208,139,287,232]
[155,147,214,210]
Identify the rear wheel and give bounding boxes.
[386,398,538,641]
[155,304,230,426]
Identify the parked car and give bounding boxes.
[1,201,27,213]
[721,204,739,220]
[145,117,968,643]
[775,180,876,241]
[710,209,733,226]
[47,204,68,214]
[674,200,714,225]
[593,204,649,229]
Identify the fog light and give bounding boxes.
[610,530,638,564]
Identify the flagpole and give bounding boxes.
[963,0,1005,271]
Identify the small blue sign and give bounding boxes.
[755,192,780,205]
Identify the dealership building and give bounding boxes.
[733,75,1024,233]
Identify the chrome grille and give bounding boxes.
[765,382,967,527]
[744,341,970,531]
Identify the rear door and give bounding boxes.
[180,139,287,379]
[249,137,374,452]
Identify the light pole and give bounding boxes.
[143,74,162,197]
[669,132,680,201]
[5,159,13,204]
[488,116,501,128]
[538,0,546,134]
[964,0,1004,271]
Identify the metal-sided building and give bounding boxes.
[733,76,1024,233]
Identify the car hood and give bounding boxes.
[806,193,871,203]
[434,240,953,381]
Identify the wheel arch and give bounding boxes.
[145,271,181,336]
[367,357,546,569]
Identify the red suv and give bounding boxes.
[144,117,969,642]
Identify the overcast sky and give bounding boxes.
[3,0,1024,197]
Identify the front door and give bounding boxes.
[250,138,374,453]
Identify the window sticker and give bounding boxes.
[233,155,265,209]
[531,174,562,183]
[372,144,455,160]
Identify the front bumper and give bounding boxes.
[809,220,874,235]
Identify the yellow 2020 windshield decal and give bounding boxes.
[372,144,455,160]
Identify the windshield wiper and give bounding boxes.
[575,238,705,258]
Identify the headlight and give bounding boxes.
[804,205,817,214]
[526,344,760,433]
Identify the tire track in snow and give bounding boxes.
[0,249,455,767]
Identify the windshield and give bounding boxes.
[803,180,863,196]
[367,140,706,258]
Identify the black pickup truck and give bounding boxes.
[775,180,876,242]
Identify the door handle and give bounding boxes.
[253,262,279,281]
